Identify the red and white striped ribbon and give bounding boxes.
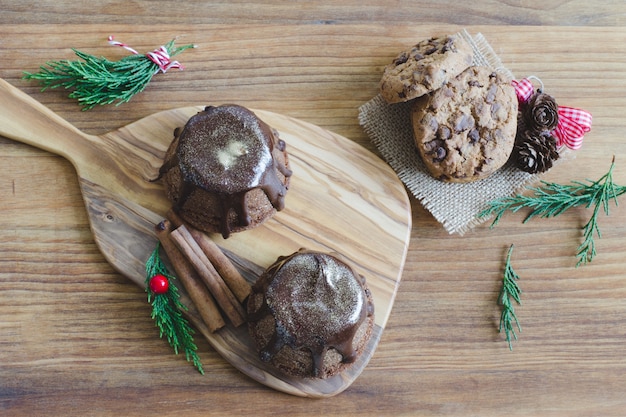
[511,78,535,103]
[107,35,184,73]
[107,35,139,54]
[145,46,183,72]
[554,106,592,150]
[512,77,592,150]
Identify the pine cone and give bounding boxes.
[523,92,559,133]
[514,129,560,174]
[516,110,527,135]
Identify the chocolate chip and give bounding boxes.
[468,80,483,88]
[434,146,447,162]
[490,102,501,117]
[424,46,438,55]
[393,52,409,66]
[468,128,480,143]
[424,139,444,153]
[442,37,455,53]
[454,113,475,132]
[424,139,447,162]
[486,84,498,104]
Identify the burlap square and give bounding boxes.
[359,31,546,235]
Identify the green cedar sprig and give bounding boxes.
[498,245,522,350]
[145,243,204,374]
[479,158,626,266]
[23,39,195,110]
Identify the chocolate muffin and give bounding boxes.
[158,105,292,238]
[247,249,375,379]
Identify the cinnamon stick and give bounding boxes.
[167,209,252,303]
[154,220,226,333]
[170,224,247,327]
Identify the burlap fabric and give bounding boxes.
[359,31,551,235]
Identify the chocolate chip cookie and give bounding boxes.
[411,66,518,183]
[380,34,474,104]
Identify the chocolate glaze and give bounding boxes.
[158,105,292,238]
[248,250,374,378]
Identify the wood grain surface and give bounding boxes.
[2,1,626,416]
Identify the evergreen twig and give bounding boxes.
[145,243,204,374]
[479,158,626,266]
[23,39,195,110]
[498,245,522,350]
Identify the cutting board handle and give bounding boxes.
[0,78,97,160]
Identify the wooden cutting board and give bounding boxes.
[0,79,412,397]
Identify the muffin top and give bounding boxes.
[248,249,374,377]
[176,105,279,194]
[264,251,368,350]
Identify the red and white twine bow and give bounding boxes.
[512,77,592,150]
[107,35,185,73]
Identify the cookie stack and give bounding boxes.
[380,35,518,183]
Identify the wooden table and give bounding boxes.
[2,2,626,416]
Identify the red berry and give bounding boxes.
[149,274,169,294]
